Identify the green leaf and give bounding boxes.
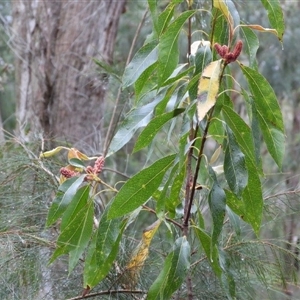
[224,126,248,198]
[213,0,240,33]
[49,196,93,264]
[157,2,175,36]
[240,64,285,167]
[108,154,176,219]
[68,158,85,169]
[193,226,222,277]
[240,26,259,68]
[156,163,179,217]
[209,182,226,246]
[93,58,121,82]
[83,207,126,289]
[189,43,212,101]
[242,163,263,235]
[134,108,185,152]
[165,164,186,218]
[260,0,285,41]
[107,96,163,156]
[123,40,158,88]
[46,175,86,226]
[135,62,158,101]
[60,185,90,273]
[222,105,258,171]
[158,10,195,87]
[147,237,190,300]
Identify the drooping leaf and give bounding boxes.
[240,64,285,168]
[123,40,158,88]
[156,162,179,217]
[193,226,222,277]
[209,181,226,247]
[83,206,126,289]
[213,0,234,32]
[147,237,190,300]
[107,96,163,156]
[134,108,185,152]
[108,154,176,219]
[240,25,259,68]
[46,175,86,226]
[197,59,225,122]
[49,196,93,264]
[59,185,90,273]
[124,219,162,287]
[241,163,263,235]
[224,126,248,198]
[260,0,285,41]
[39,146,66,158]
[245,24,279,38]
[165,164,186,218]
[222,105,259,172]
[158,10,195,87]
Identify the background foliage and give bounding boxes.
[1,1,300,300]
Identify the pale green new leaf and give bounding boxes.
[147,237,190,300]
[134,108,185,152]
[108,154,176,219]
[123,40,158,88]
[260,0,285,41]
[240,64,285,168]
[158,10,195,87]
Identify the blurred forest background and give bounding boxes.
[0,0,300,299]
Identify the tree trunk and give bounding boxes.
[12,0,126,150]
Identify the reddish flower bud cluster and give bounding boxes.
[84,156,105,181]
[214,40,243,64]
[93,156,105,174]
[60,167,79,178]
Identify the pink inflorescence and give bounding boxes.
[214,40,243,64]
[60,167,79,178]
[93,156,105,174]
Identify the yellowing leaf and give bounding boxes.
[213,0,234,32]
[197,59,224,122]
[39,146,67,158]
[123,219,162,287]
[244,24,278,37]
[68,148,89,161]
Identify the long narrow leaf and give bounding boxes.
[134,108,185,152]
[108,154,176,219]
[147,237,190,300]
[158,10,195,87]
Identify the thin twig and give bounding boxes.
[142,205,184,230]
[66,289,146,300]
[103,9,148,156]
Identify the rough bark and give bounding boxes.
[12,0,126,150]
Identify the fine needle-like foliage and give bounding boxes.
[37,0,293,299]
